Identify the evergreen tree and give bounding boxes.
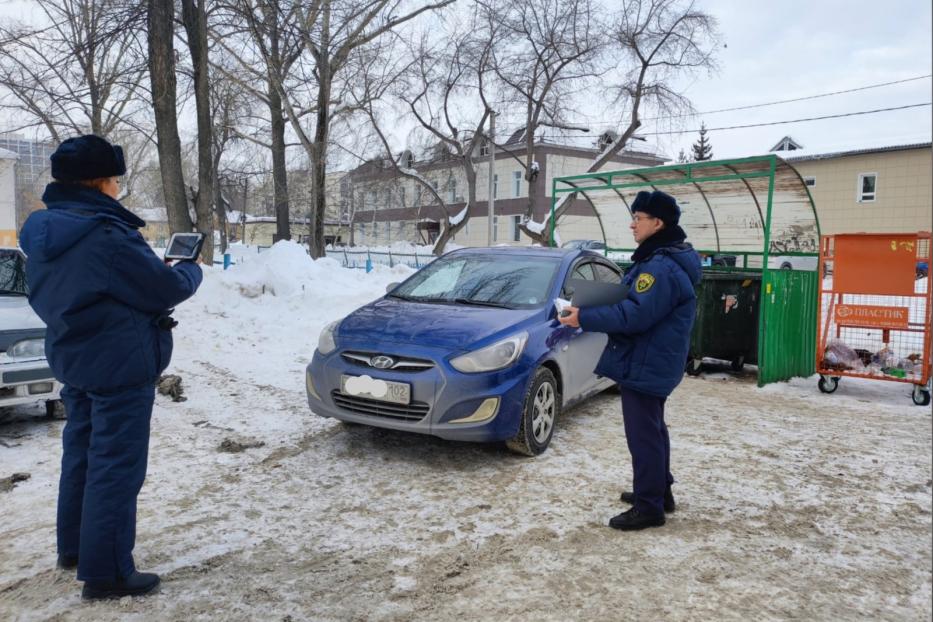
[691,122,713,161]
[676,148,690,164]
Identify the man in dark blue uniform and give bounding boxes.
[20,135,203,598]
[560,190,700,530]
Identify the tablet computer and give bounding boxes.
[164,232,205,261]
[566,278,629,308]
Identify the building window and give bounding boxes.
[359,222,366,238]
[399,187,406,207]
[857,173,877,202]
[493,174,498,199]
[512,215,521,242]
[803,176,815,187]
[447,178,457,203]
[493,215,498,242]
[512,171,522,197]
[479,141,489,157]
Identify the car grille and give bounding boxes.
[341,351,434,372]
[331,391,430,422]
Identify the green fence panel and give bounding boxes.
[758,269,819,386]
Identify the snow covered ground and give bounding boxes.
[1,242,930,621]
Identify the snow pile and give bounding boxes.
[218,240,414,298]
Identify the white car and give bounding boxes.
[0,248,62,416]
[769,255,819,271]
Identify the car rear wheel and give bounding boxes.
[506,367,559,456]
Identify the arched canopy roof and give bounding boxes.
[551,155,820,256]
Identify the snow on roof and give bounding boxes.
[0,147,17,160]
[780,141,932,163]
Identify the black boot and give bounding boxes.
[56,554,79,570]
[82,571,161,600]
[619,488,676,513]
[608,507,666,531]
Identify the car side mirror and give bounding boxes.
[386,282,400,294]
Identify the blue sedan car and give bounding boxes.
[305,247,622,455]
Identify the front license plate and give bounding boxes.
[340,374,411,405]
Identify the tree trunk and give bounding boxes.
[182,0,215,263]
[269,87,290,243]
[147,0,192,234]
[309,77,331,258]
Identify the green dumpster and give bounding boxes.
[685,271,761,375]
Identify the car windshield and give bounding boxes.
[390,254,560,308]
[0,250,28,296]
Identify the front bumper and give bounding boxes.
[0,358,61,407]
[306,343,532,443]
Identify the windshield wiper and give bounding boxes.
[385,292,412,301]
[453,297,514,309]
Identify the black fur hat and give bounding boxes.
[50,135,126,182]
[630,190,680,225]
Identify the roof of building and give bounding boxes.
[780,141,932,162]
[769,135,804,152]
[0,147,17,160]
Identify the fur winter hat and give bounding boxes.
[630,190,680,225]
[50,134,126,182]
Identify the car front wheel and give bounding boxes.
[506,367,560,456]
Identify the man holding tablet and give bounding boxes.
[20,135,203,600]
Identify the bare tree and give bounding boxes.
[370,18,500,255]
[0,0,148,141]
[478,0,604,244]
[276,0,456,258]
[538,0,720,244]
[208,65,253,254]
[212,0,304,243]
[181,0,215,262]
[147,0,194,234]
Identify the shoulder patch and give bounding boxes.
[635,272,656,293]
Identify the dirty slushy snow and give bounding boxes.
[1,241,930,621]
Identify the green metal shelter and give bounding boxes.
[549,154,821,386]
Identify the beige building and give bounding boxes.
[777,140,932,235]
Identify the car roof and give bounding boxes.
[445,246,578,258]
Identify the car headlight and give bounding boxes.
[450,332,528,373]
[317,321,339,355]
[7,338,45,359]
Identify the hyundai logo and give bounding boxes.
[370,355,395,369]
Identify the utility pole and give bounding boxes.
[486,111,496,246]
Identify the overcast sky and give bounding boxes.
[636,0,932,159]
[1,0,930,162]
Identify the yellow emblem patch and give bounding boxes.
[635,273,656,293]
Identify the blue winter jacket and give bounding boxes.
[578,243,701,397]
[19,183,203,393]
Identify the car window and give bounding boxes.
[0,250,28,296]
[394,254,561,307]
[562,261,596,298]
[592,263,622,284]
[571,263,595,281]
